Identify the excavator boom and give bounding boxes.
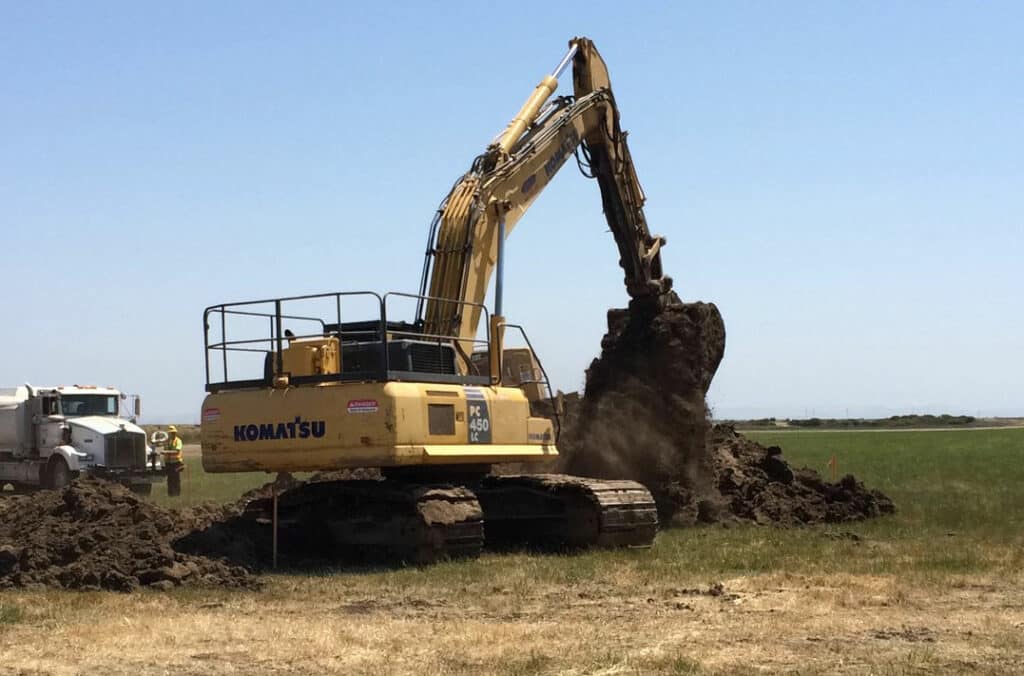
[419,37,671,347]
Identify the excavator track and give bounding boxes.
[242,474,654,565]
[475,474,658,550]
[244,480,484,564]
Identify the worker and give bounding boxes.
[163,425,184,497]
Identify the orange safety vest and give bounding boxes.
[164,436,183,463]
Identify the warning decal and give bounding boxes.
[347,399,379,414]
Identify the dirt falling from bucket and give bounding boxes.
[556,294,726,523]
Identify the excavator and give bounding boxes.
[200,37,672,563]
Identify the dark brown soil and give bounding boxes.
[0,469,427,592]
[0,479,256,592]
[556,294,726,520]
[688,423,893,525]
[554,295,894,526]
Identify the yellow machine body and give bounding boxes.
[201,34,657,489]
[279,337,341,377]
[201,381,556,474]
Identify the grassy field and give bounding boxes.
[2,428,1022,674]
[147,449,276,508]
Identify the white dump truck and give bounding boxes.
[0,384,164,494]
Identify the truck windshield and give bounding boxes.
[60,395,118,417]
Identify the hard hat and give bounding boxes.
[168,425,178,433]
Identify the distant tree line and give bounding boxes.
[730,414,978,429]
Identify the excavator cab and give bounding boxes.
[470,347,546,402]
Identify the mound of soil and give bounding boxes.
[554,294,894,526]
[0,479,256,592]
[673,424,895,525]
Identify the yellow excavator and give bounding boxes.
[200,37,670,562]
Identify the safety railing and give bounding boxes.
[203,290,493,392]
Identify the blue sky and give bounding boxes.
[2,2,1021,421]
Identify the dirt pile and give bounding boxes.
[554,294,894,526]
[0,479,256,592]
[689,424,893,525]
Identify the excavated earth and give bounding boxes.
[0,479,255,592]
[681,423,893,525]
[0,470,456,592]
[554,294,894,526]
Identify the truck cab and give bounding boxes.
[0,384,162,493]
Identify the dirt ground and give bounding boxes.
[1,569,1021,675]
[0,480,255,591]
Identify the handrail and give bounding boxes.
[207,328,381,351]
[202,289,384,314]
[204,289,493,391]
[216,307,327,325]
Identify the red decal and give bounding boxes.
[347,399,379,414]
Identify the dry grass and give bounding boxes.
[1,566,1021,675]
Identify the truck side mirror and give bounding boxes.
[134,398,141,417]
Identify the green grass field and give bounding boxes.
[737,428,1024,578]
[147,456,277,508]
[751,428,1024,540]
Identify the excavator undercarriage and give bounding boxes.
[244,480,485,564]
[478,475,658,550]
[242,474,658,564]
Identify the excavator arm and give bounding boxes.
[417,37,671,350]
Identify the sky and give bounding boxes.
[1,1,1021,422]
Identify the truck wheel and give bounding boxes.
[45,458,72,490]
[128,482,153,496]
